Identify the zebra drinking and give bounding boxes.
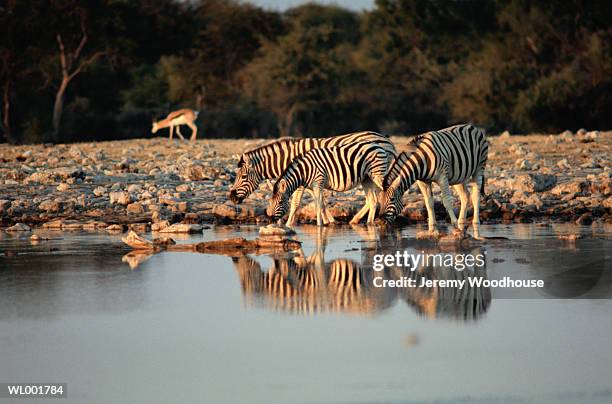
[379,124,488,239]
[229,132,396,226]
[267,142,390,226]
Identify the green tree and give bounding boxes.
[241,4,362,136]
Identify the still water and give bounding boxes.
[1,224,611,403]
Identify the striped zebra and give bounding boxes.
[229,132,396,226]
[267,142,389,226]
[379,124,488,239]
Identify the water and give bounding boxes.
[1,224,611,404]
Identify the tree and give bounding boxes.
[241,4,361,136]
[51,7,109,141]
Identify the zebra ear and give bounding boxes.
[383,171,392,188]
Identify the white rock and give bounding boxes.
[56,183,70,191]
[159,223,203,233]
[109,191,131,205]
[93,186,106,197]
[6,223,31,232]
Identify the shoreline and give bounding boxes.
[1,131,610,231]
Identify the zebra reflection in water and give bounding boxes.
[231,229,491,320]
[393,246,492,321]
[232,254,395,315]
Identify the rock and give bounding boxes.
[511,192,543,209]
[510,174,557,193]
[509,144,528,156]
[180,164,220,181]
[576,212,593,225]
[38,199,63,213]
[576,128,587,136]
[159,223,203,233]
[499,130,511,139]
[259,224,296,237]
[93,186,106,197]
[129,223,150,232]
[56,183,70,191]
[213,203,237,219]
[6,223,31,232]
[69,146,85,159]
[557,158,571,169]
[24,168,85,184]
[550,180,589,196]
[176,184,190,192]
[109,191,131,205]
[106,224,125,232]
[558,234,583,242]
[126,202,145,214]
[42,220,65,229]
[62,222,84,230]
[127,184,142,193]
[0,199,10,213]
[159,196,180,205]
[151,220,170,232]
[514,158,532,170]
[82,221,108,229]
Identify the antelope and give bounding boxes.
[151,108,199,142]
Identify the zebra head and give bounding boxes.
[229,155,261,204]
[378,187,404,223]
[267,179,290,220]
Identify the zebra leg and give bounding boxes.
[286,187,305,227]
[469,178,483,240]
[350,180,375,225]
[312,186,324,227]
[437,174,458,227]
[349,203,369,225]
[306,188,334,225]
[366,185,379,224]
[416,181,437,233]
[321,190,335,225]
[454,183,469,232]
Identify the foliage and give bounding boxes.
[0,0,610,143]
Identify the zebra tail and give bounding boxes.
[480,173,486,198]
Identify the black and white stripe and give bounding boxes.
[267,142,390,226]
[379,124,488,238]
[229,132,396,225]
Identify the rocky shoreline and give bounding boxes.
[0,130,610,233]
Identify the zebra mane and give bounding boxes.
[408,134,425,147]
[383,151,412,188]
[243,137,295,155]
[382,133,428,187]
[239,137,296,167]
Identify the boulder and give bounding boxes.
[109,191,131,205]
[126,202,145,214]
[510,174,556,193]
[159,223,203,233]
[6,223,31,232]
[213,203,238,219]
[93,186,106,197]
[550,180,589,196]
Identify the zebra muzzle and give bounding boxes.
[228,190,243,204]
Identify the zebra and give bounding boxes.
[379,123,488,239]
[229,132,396,226]
[267,142,389,226]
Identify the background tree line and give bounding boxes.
[1,0,610,144]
